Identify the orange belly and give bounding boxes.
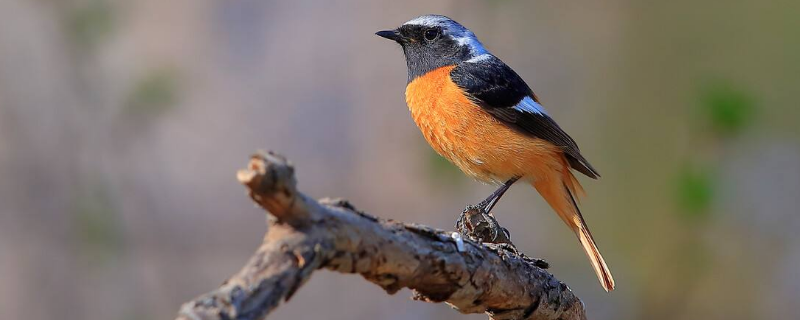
[405,65,564,184]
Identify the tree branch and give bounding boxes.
[175,151,586,320]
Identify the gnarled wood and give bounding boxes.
[175,151,586,320]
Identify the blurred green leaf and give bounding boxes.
[675,163,716,219]
[700,82,756,136]
[68,0,114,48]
[125,68,180,118]
[71,183,123,264]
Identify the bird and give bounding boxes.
[376,14,615,291]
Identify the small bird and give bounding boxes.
[377,15,615,291]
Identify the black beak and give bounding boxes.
[375,29,402,42]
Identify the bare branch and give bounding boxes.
[176,151,586,320]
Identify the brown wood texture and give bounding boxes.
[175,151,586,320]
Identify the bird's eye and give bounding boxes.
[424,29,439,41]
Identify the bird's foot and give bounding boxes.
[456,204,512,245]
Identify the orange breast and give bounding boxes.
[405,65,564,184]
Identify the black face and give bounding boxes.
[377,25,471,82]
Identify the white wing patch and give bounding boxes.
[513,96,548,115]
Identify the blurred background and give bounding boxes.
[1,1,798,319]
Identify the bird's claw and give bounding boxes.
[481,210,501,241]
[456,204,513,245]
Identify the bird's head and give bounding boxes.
[376,15,489,81]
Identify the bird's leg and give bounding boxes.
[477,177,520,214]
[456,177,519,242]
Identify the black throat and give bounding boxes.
[403,46,471,82]
[398,25,473,82]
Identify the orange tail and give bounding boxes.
[533,169,615,292]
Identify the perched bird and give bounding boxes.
[376,14,615,291]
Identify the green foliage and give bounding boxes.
[68,0,114,49]
[71,183,123,264]
[700,83,756,136]
[675,162,715,219]
[673,81,756,220]
[125,68,180,118]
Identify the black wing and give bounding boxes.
[450,56,600,179]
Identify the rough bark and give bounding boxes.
[175,151,586,320]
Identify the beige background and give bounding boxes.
[1,1,798,319]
